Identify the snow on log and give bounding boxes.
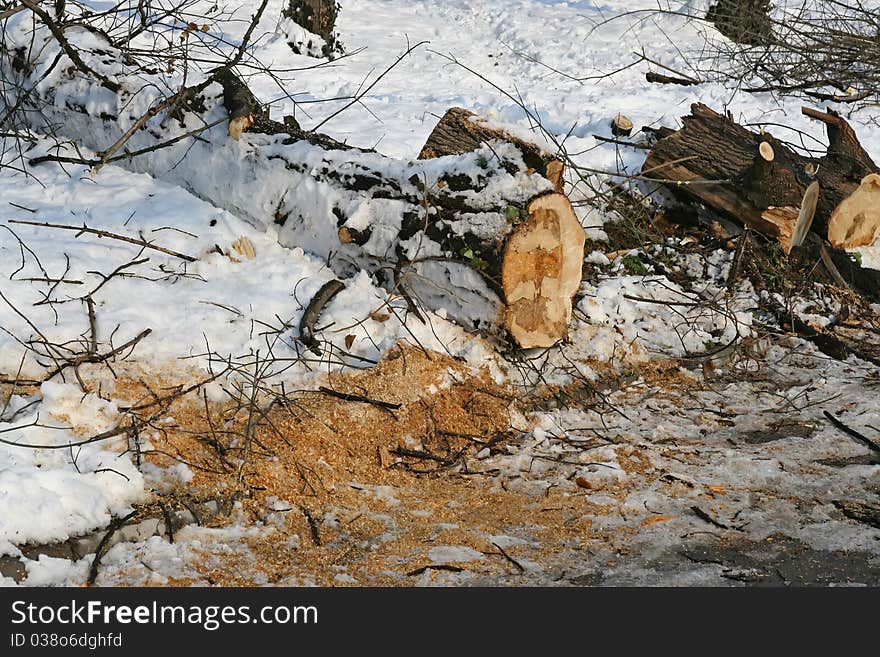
[3,19,584,347]
[642,103,879,252]
[419,107,564,193]
[502,193,585,348]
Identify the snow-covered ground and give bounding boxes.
[1,0,878,586]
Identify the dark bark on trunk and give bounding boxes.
[642,103,878,252]
[706,0,773,45]
[419,107,564,192]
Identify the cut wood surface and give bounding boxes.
[611,113,634,137]
[419,107,564,192]
[502,193,585,348]
[642,103,879,253]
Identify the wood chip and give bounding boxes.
[231,236,256,259]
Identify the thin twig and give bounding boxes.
[299,279,345,355]
[317,386,401,410]
[87,509,138,585]
[8,220,198,262]
[85,295,97,354]
[313,40,429,131]
[491,541,525,573]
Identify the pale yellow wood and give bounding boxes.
[827,173,880,248]
[502,193,585,348]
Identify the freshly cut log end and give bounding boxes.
[828,173,880,248]
[759,141,775,162]
[611,114,634,137]
[502,193,585,348]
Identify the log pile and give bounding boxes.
[642,103,880,253]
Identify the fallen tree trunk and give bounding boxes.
[4,20,584,348]
[418,107,565,193]
[643,103,879,253]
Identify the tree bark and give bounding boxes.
[706,0,772,45]
[642,103,879,253]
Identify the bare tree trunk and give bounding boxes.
[706,0,772,45]
[283,0,341,57]
[11,41,583,347]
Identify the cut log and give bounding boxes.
[790,180,820,250]
[642,103,879,253]
[827,173,880,248]
[611,114,634,137]
[419,107,564,193]
[214,67,261,141]
[502,194,585,348]
[4,27,584,347]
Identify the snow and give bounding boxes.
[428,545,484,564]
[0,389,146,550]
[1,0,879,586]
[576,270,751,361]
